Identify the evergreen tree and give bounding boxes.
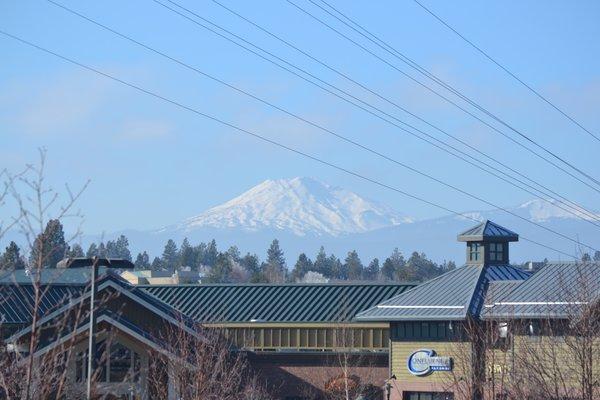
[97,242,107,258]
[404,252,440,281]
[134,251,150,270]
[1,241,26,270]
[262,239,286,283]
[202,239,218,267]
[194,242,207,268]
[313,246,331,277]
[114,235,132,261]
[441,260,456,272]
[381,248,405,281]
[291,253,313,282]
[206,252,233,283]
[330,254,345,280]
[66,243,84,258]
[150,257,163,271]
[105,240,117,258]
[226,246,241,263]
[594,251,600,262]
[364,258,380,281]
[240,253,262,282]
[581,253,591,262]
[29,219,67,268]
[344,250,363,281]
[179,238,196,268]
[161,239,179,270]
[86,243,99,258]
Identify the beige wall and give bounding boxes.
[389,340,471,399]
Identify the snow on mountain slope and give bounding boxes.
[515,199,600,222]
[164,177,412,236]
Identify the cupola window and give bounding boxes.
[468,243,482,262]
[489,243,504,262]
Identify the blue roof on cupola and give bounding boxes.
[457,220,518,242]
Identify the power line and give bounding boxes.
[287,0,600,193]
[152,0,600,224]
[206,0,600,226]
[0,28,581,259]
[411,0,600,144]
[311,0,600,189]
[40,0,600,235]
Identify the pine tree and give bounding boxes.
[114,235,132,261]
[404,252,440,281]
[330,254,346,280]
[206,252,233,283]
[441,260,456,272]
[203,239,218,267]
[66,244,84,258]
[179,238,196,268]
[364,258,380,281]
[29,219,67,268]
[381,248,405,281]
[262,239,286,283]
[240,253,262,282]
[344,250,364,281]
[150,257,163,271]
[97,242,107,258]
[226,246,241,263]
[313,246,331,277]
[594,251,600,262]
[105,240,117,258]
[291,253,313,282]
[582,253,592,262]
[86,243,99,258]
[134,251,150,270]
[161,239,179,270]
[1,241,26,270]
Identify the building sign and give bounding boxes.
[407,349,452,376]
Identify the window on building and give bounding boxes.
[392,321,463,341]
[469,243,482,262]
[75,340,140,383]
[489,243,504,262]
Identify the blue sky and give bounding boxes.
[1,0,599,234]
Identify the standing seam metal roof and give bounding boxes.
[484,262,600,319]
[457,220,519,242]
[356,265,530,321]
[140,283,414,323]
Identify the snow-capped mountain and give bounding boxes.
[515,199,600,222]
[57,181,597,264]
[163,177,412,236]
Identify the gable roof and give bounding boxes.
[0,277,416,326]
[0,284,85,324]
[457,220,519,242]
[6,271,197,345]
[483,262,600,319]
[356,265,530,321]
[140,282,415,323]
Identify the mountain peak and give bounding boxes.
[517,198,600,222]
[169,177,412,236]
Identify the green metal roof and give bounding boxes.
[140,282,415,323]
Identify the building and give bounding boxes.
[357,220,600,400]
[120,268,203,285]
[0,272,414,399]
[1,220,597,399]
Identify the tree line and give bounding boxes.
[2,219,461,283]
